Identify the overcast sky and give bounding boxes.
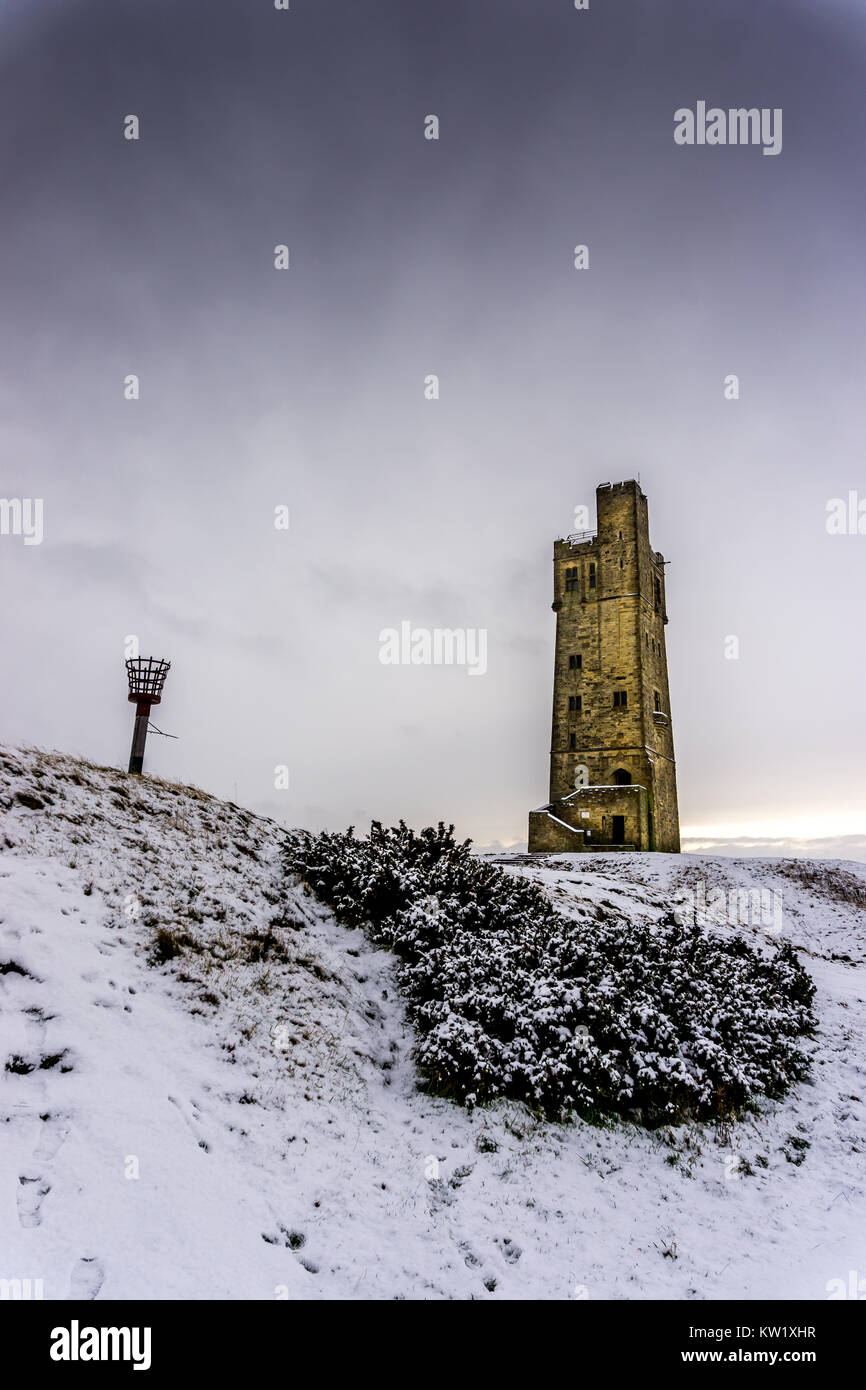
[1,0,864,858]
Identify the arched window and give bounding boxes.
[613,768,631,785]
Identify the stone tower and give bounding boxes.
[528,480,680,853]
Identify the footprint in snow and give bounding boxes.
[22,1010,49,1048]
[167,1094,212,1152]
[33,1115,70,1163]
[69,1257,106,1300]
[17,1174,51,1228]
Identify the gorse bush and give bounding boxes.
[286,822,815,1126]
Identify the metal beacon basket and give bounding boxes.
[126,656,171,704]
[125,657,171,773]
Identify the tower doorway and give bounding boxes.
[612,815,626,844]
[613,769,631,785]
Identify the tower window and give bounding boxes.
[568,653,582,670]
[654,576,661,611]
[569,733,577,750]
[613,690,628,708]
[565,565,578,592]
[568,695,582,712]
[654,690,661,712]
[618,530,623,539]
[589,563,596,589]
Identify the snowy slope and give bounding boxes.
[1,746,865,1301]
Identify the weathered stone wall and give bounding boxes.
[527,809,585,852]
[559,785,649,848]
[649,752,681,852]
[527,785,649,852]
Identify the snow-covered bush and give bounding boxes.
[286,822,815,1126]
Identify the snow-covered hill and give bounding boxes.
[1,746,864,1300]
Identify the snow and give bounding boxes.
[1,746,865,1300]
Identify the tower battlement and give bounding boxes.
[528,481,680,853]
